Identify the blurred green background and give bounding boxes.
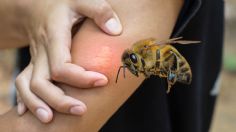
[210,0,236,131]
[0,0,236,131]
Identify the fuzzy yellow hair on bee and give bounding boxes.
[116,37,201,93]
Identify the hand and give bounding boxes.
[15,0,122,123]
[24,0,122,87]
[16,46,87,123]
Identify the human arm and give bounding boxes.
[0,0,183,131]
[0,0,124,122]
[0,0,122,49]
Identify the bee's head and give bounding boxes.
[121,49,140,77]
[116,49,143,83]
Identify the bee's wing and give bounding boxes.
[172,40,201,45]
[154,37,201,45]
[154,37,183,45]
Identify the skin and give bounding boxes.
[1,0,123,122]
[0,0,183,131]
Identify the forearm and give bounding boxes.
[65,1,184,130]
[0,0,29,48]
[0,0,183,131]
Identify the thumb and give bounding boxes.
[72,0,123,35]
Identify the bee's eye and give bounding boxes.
[130,53,138,63]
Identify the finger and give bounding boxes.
[16,91,27,115]
[15,64,53,123]
[51,63,108,88]
[72,0,122,35]
[45,9,108,88]
[31,49,87,115]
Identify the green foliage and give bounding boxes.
[224,54,236,72]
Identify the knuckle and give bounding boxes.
[15,75,23,89]
[30,79,41,92]
[38,26,48,41]
[50,67,63,81]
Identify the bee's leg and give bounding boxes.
[141,68,149,78]
[169,51,179,71]
[155,49,167,77]
[143,71,151,78]
[166,51,179,93]
[166,71,177,93]
[167,81,173,94]
[155,49,161,69]
[158,70,167,78]
[144,68,155,78]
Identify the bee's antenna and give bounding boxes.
[116,66,126,83]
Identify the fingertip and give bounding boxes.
[36,108,53,123]
[63,96,87,116]
[86,71,108,87]
[17,102,27,116]
[70,105,87,116]
[86,71,108,80]
[93,78,108,87]
[104,13,123,35]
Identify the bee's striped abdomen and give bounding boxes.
[156,45,192,84]
[177,59,192,84]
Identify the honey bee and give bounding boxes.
[116,37,200,93]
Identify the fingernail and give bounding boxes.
[105,16,122,35]
[36,108,49,123]
[17,102,25,115]
[93,79,108,87]
[87,72,108,86]
[70,106,85,115]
